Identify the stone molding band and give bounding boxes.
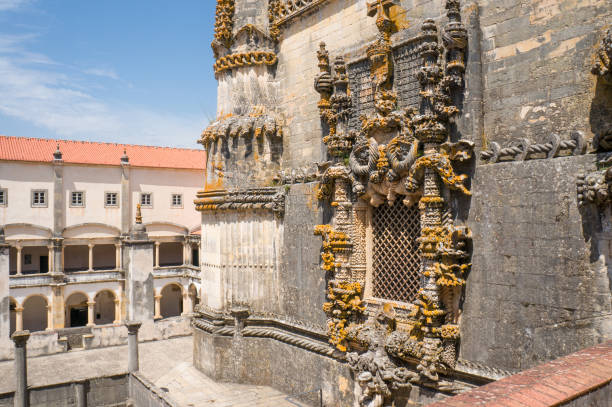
[194,187,286,217]
[269,0,332,28]
[480,131,586,163]
[214,51,278,75]
[192,313,507,389]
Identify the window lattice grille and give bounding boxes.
[372,201,421,303]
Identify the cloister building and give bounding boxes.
[0,135,204,338]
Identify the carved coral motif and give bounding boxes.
[213,0,235,52]
[213,51,277,75]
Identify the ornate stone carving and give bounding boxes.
[480,131,587,163]
[313,1,474,404]
[577,167,612,208]
[199,111,282,154]
[214,51,278,75]
[213,24,278,76]
[213,0,235,53]
[194,187,286,217]
[592,28,612,84]
[269,0,332,37]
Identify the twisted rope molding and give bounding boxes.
[241,326,339,358]
[192,314,510,383]
[192,319,235,336]
[480,132,586,163]
[455,359,517,380]
[214,51,277,75]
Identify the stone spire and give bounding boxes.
[121,148,129,165]
[53,144,63,161]
[129,204,148,240]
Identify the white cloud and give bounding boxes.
[84,67,120,81]
[0,29,206,147]
[0,0,30,11]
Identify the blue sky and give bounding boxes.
[0,0,218,148]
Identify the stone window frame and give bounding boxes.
[354,202,421,309]
[140,192,153,208]
[70,191,85,208]
[171,193,183,208]
[0,188,7,206]
[105,192,119,208]
[31,189,48,208]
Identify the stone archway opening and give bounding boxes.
[160,284,183,318]
[65,292,88,327]
[94,290,116,325]
[23,295,48,332]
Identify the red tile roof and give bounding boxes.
[0,135,206,170]
[426,340,612,407]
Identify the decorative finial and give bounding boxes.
[121,148,129,165]
[53,143,63,161]
[135,204,142,224]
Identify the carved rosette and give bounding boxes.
[313,1,473,404]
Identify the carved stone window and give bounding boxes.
[371,201,421,303]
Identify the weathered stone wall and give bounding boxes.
[462,154,612,371]
[478,0,612,147]
[0,374,128,407]
[128,372,175,407]
[193,328,354,406]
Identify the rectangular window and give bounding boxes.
[372,201,421,303]
[105,192,118,207]
[70,191,84,207]
[31,190,47,207]
[140,193,152,207]
[171,194,183,207]
[0,189,6,206]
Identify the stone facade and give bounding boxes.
[194,0,612,406]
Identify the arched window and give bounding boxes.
[160,284,183,318]
[23,295,48,332]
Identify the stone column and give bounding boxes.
[11,330,30,407]
[154,294,162,320]
[16,245,22,275]
[73,382,86,407]
[120,156,131,236]
[115,243,121,270]
[46,305,53,331]
[88,243,94,272]
[126,321,141,373]
[154,241,160,268]
[1,230,10,345]
[15,307,23,332]
[47,245,53,273]
[181,291,191,316]
[51,239,63,274]
[86,301,95,327]
[124,210,155,322]
[113,298,121,324]
[51,285,65,329]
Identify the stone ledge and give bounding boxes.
[426,340,612,407]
